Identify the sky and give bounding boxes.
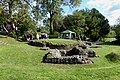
[62,0,120,25]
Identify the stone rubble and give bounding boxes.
[42,45,96,64]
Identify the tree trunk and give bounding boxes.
[50,12,53,34]
[2,24,8,33]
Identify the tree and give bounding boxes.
[14,9,37,36]
[115,25,120,40]
[63,10,87,40]
[0,0,37,38]
[63,8,110,41]
[52,13,63,32]
[0,0,26,32]
[34,0,81,34]
[85,8,110,41]
[115,18,120,41]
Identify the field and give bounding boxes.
[0,35,120,80]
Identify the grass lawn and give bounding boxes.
[33,38,79,44]
[104,38,116,42]
[0,35,120,80]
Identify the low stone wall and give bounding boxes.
[29,41,102,50]
[29,41,78,50]
[42,45,97,64]
[43,55,93,64]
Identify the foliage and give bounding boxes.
[106,30,116,38]
[0,31,8,35]
[33,0,82,34]
[115,24,120,41]
[63,8,110,41]
[49,31,60,38]
[39,26,49,33]
[49,34,58,38]
[86,8,110,41]
[63,10,87,40]
[14,12,37,36]
[8,31,16,38]
[0,0,37,37]
[105,52,120,62]
[0,0,30,23]
[52,14,63,32]
[0,0,82,38]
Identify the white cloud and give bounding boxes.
[32,1,36,6]
[87,0,120,25]
[106,9,120,25]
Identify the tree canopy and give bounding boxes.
[115,18,120,41]
[0,0,37,36]
[33,0,82,34]
[0,0,82,35]
[63,8,110,41]
[0,1,111,41]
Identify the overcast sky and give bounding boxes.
[62,0,120,25]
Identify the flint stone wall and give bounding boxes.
[29,41,77,50]
[42,46,96,64]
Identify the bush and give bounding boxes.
[0,31,8,35]
[105,52,120,62]
[112,40,120,45]
[115,25,120,40]
[8,31,16,38]
[106,30,116,38]
[49,31,60,38]
[49,34,58,38]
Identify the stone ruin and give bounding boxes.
[29,40,100,64]
[42,43,97,64]
[29,41,102,50]
[29,41,78,50]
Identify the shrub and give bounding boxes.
[105,52,120,62]
[0,31,8,35]
[49,31,60,38]
[115,25,120,40]
[106,30,116,38]
[49,34,58,38]
[112,40,120,45]
[8,31,16,38]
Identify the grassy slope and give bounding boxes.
[0,36,120,80]
[34,39,78,44]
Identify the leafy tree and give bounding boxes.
[14,11,37,36]
[34,0,81,34]
[115,25,120,41]
[63,8,110,41]
[63,10,87,39]
[0,0,37,38]
[85,8,110,41]
[115,18,120,41]
[52,13,63,33]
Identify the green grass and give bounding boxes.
[0,36,120,80]
[104,38,116,42]
[34,38,78,44]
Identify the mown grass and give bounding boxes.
[34,39,79,44]
[0,35,120,80]
[104,38,116,42]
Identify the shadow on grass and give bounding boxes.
[97,41,120,46]
[98,42,113,45]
